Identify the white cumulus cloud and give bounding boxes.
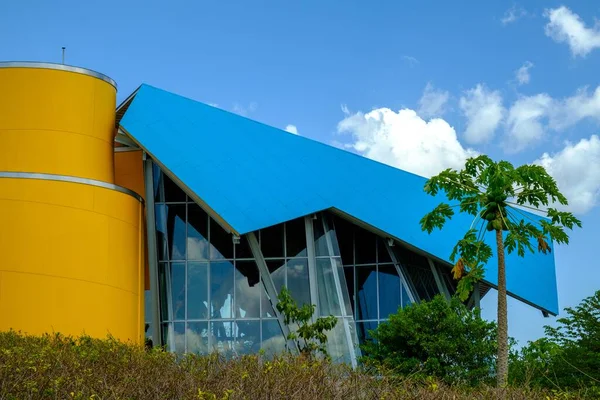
[418,83,450,119]
[285,124,299,135]
[337,107,477,178]
[535,135,600,214]
[544,6,600,57]
[459,84,505,144]
[515,61,534,85]
[549,86,600,130]
[505,94,553,153]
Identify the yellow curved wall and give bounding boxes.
[0,67,116,182]
[0,65,144,343]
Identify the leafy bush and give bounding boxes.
[0,330,565,399]
[361,295,497,386]
[510,290,600,396]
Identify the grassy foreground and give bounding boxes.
[0,331,576,399]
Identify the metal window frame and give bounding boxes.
[427,258,451,300]
[304,217,320,317]
[384,241,417,304]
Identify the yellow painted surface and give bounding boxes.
[0,67,116,182]
[114,150,145,201]
[0,178,144,342]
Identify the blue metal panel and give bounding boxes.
[120,84,559,315]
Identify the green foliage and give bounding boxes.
[275,286,337,358]
[361,295,498,386]
[0,331,566,399]
[420,155,581,301]
[510,290,600,396]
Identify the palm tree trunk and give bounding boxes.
[496,228,508,387]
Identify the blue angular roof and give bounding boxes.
[120,84,559,315]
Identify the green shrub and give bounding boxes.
[361,295,497,386]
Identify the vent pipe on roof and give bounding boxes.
[61,47,66,64]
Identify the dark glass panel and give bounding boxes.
[356,265,378,320]
[210,218,233,260]
[234,320,261,354]
[313,215,328,257]
[356,321,378,344]
[378,265,402,319]
[377,237,392,263]
[266,259,285,294]
[394,246,438,301]
[261,319,286,356]
[159,262,185,321]
[187,203,208,260]
[234,260,261,318]
[401,283,412,308]
[333,216,354,266]
[286,258,310,307]
[187,321,209,355]
[354,227,376,265]
[260,224,284,258]
[163,173,187,202]
[155,205,168,261]
[166,204,186,260]
[153,164,163,203]
[235,236,254,259]
[261,285,277,318]
[210,321,235,354]
[437,262,458,294]
[344,266,355,315]
[210,261,234,319]
[285,218,307,258]
[163,322,185,353]
[316,258,341,316]
[187,262,209,319]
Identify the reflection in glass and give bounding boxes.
[285,218,307,257]
[163,322,185,353]
[261,285,276,318]
[344,266,355,315]
[333,258,353,316]
[378,265,403,318]
[234,320,261,354]
[266,260,285,294]
[235,236,254,259]
[316,258,341,317]
[356,320,378,344]
[159,262,185,321]
[356,265,378,320]
[187,262,209,319]
[210,321,234,354]
[326,318,351,365]
[155,205,168,261]
[261,319,286,356]
[187,203,208,260]
[187,322,209,354]
[210,261,234,319]
[286,258,310,307]
[234,260,261,319]
[210,219,233,259]
[261,224,284,258]
[313,215,328,257]
[144,289,153,343]
[166,205,186,260]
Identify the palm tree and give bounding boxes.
[420,155,581,387]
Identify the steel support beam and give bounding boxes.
[304,217,320,318]
[428,258,451,300]
[384,241,417,304]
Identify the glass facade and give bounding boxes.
[147,163,456,362]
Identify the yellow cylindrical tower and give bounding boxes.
[0,62,144,343]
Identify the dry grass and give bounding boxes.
[0,331,579,399]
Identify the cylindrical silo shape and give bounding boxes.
[0,62,144,343]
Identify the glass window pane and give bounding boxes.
[266,259,286,294]
[356,321,378,344]
[333,216,354,266]
[163,322,185,353]
[234,320,261,355]
[354,228,376,265]
[378,265,402,319]
[323,215,341,257]
[333,258,353,316]
[313,216,328,257]
[163,173,187,202]
[316,258,341,317]
[356,265,378,320]
[261,285,277,318]
[210,261,234,319]
[187,262,209,319]
[235,236,254,259]
[210,321,235,354]
[210,218,233,260]
[286,258,310,307]
[155,205,168,261]
[325,318,351,365]
[159,262,185,321]
[153,163,163,203]
[187,321,209,355]
[187,204,208,260]
[261,319,286,356]
[234,260,261,319]
[344,266,355,316]
[394,246,438,301]
[401,283,412,307]
[261,224,284,258]
[166,204,186,260]
[285,218,307,258]
[377,237,392,263]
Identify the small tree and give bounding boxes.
[276,287,337,358]
[420,155,581,387]
[361,295,497,386]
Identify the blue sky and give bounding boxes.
[2,0,599,345]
